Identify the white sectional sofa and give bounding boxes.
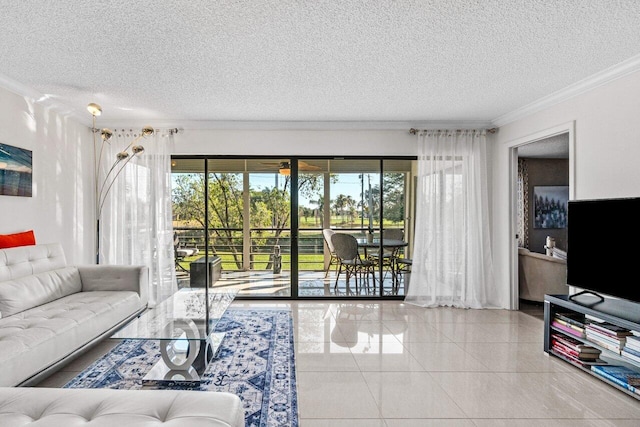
[0,243,148,387]
[0,387,245,426]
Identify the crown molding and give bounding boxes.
[0,72,42,100]
[492,53,640,127]
[0,72,91,125]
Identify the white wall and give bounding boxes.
[492,69,640,309]
[173,128,417,156]
[15,65,638,304]
[7,62,637,307]
[0,86,93,264]
[0,94,416,264]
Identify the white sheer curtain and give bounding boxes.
[98,128,177,306]
[405,129,499,309]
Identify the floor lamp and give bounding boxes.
[88,103,154,264]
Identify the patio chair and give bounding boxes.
[322,229,339,278]
[331,233,376,294]
[394,257,412,294]
[370,228,404,283]
[174,232,199,273]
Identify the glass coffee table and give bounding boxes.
[112,288,238,387]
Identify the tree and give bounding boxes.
[383,173,405,223]
[309,196,324,226]
[172,169,327,271]
[172,173,245,268]
[333,194,347,222]
[299,206,313,224]
[343,195,357,224]
[362,173,406,226]
[363,184,380,229]
[254,173,322,269]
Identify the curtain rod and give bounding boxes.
[409,128,497,135]
[105,128,180,135]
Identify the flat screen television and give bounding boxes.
[567,197,640,303]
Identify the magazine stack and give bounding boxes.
[585,321,633,354]
[551,312,586,338]
[591,365,640,395]
[621,333,640,363]
[551,332,603,367]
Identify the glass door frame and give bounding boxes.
[171,154,416,300]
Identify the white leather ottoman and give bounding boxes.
[0,387,244,426]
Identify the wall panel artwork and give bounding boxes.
[533,185,568,229]
[0,143,32,197]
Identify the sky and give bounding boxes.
[250,173,378,208]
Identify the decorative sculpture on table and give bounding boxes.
[88,102,154,263]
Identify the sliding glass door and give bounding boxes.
[244,159,292,296]
[171,156,414,299]
[295,159,327,297]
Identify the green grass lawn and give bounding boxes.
[176,219,404,272]
[178,253,325,272]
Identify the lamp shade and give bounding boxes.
[141,126,154,137]
[101,128,113,141]
[87,103,102,116]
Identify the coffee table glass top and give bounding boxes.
[112,288,238,341]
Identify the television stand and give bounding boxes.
[544,294,640,400]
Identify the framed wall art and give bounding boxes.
[533,185,568,229]
[0,143,32,197]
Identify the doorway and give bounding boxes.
[508,122,575,311]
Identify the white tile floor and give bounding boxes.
[36,300,640,426]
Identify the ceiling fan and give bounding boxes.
[256,160,322,175]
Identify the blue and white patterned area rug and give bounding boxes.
[64,309,298,427]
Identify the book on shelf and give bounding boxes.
[627,344,640,354]
[552,340,600,360]
[626,335,640,349]
[587,321,633,338]
[586,330,624,346]
[622,349,640,364]
[585,334,623,354]
[622,345,640,357]
[552,347,607,368]
[585,314,606,324]
[555,312,587,328]
[585,326,627,346]
[552,320,585,338]
[551,332,601,355]
[553,317,585,333]
[591,365,640,393]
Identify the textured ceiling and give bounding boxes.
[517,133,569,158]
[1,1,639,127]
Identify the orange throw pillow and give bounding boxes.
[0,230,36,249]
